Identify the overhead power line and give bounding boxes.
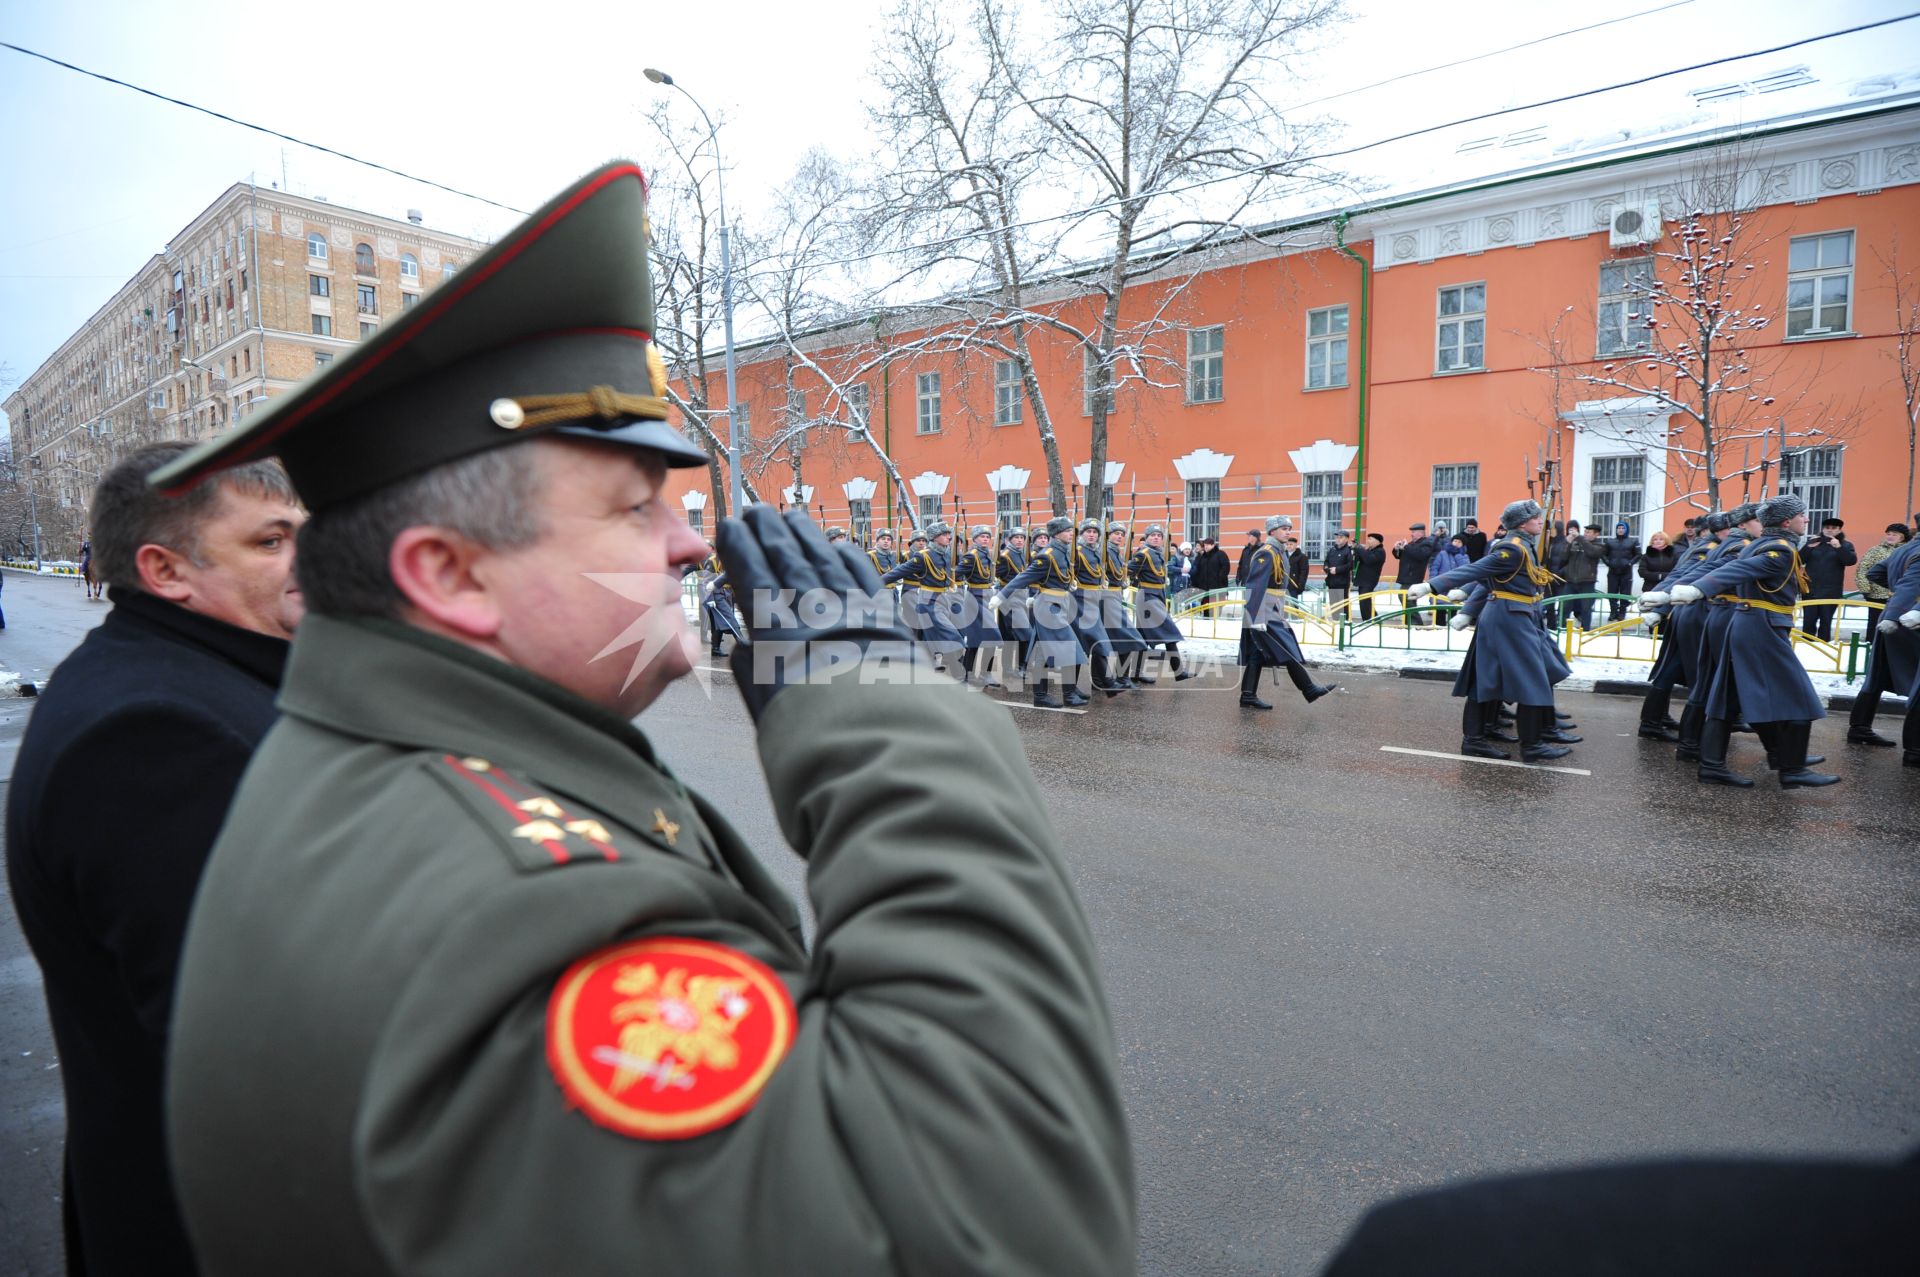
[0,40,531,216]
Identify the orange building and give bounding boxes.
[668,103,1920,586]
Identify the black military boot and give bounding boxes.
[1090,653,1122,697]
[1170,646,1196,680]
[1776,722,1841,788]
[1696,717,1754,786]
[1518,706,1569,762]
[1540,718,1583,744]
[1483,700,1518,742]
[1847,725,1897,747]
[1285,661,1337,703]
[1032,676,1063,709]
[1675,702,1705,762]
[1131,651,1159,685]
[1239,660,1272,710]
[1063,680,1090,706]
[1638,683,1679,740]
[1460,703,1510,756]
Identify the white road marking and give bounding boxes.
[1001,701,1090,715]
[1378,745,1591,776]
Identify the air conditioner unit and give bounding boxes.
[1609,202,1663,248]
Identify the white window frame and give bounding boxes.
[1430,463,1479,528]
[442,261,459,281]
[845,382,869,429]
[995,490,1024,532]
[1588,455,1647,539]
[1082,346,1100,417]
[918,493,943,525]
[1435,283,1486,373]
[916,372,942,435]
[311,314,332,337]
[686,506,705,537]
[307,231,328,262]
[993,358,1022,426]
[1305,305,1349,390]
[1597,258,1653,357]
[1780,446,1843,527]
[1186,326,1224,403]
[848,498,873,538]
[354,243,376,275]
[1301,472,1344,560]
[309,274,330,297]
[356,283,378,316]
[1185,478,1220,547]
[1785,230,1854,339]
[399,253,419,282]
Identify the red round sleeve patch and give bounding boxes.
[546,936,795,1140]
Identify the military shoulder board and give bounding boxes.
[428,754,627,871]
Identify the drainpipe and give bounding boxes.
[874,312,893,532]
[1333,211,1371,538]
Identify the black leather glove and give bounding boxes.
[715,507,918,722]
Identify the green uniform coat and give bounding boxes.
[167,615,1135,1276]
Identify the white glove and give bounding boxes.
[1878,618,1899,635]
[1406,582,1433,601]
[1448,612,1473,631]
[1669,584,1702,604]
[1639,590,1670,607]
[1901,610,1920,630]
[1446,588,1469,602]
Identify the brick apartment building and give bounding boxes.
[4,183,488,555]
[665,97,1920,585]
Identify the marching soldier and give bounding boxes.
[1239,515,1338,711]
[826,527,850,545]
[1100,521,1151,683]
[881,523,964,669]
[698,543,742,658]
[1635,511,1730,743]
[1410,500,1568,760]
[953,525,1001,686]
[1128,524,1194,682]
[1845,528,1920,754]
[153,161,1133,1275]
[996,516,1092,708]
[995,526,1035,685]
[867,528,898,575]
[1673,494,1838,787]
[1669,502,1763,765]
[1071,519,1128,695]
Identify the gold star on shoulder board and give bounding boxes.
[518,796,566,818]
[565,818,612,844]
[651,809,680,847]
[513,819,567,843]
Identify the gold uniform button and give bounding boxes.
[490,398,526,429]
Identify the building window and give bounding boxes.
[996,490,1023,531]
[1588,455,1646,538]
[309,274,330,297]
[307,231,328,261]
[918,493,943,525]
[916,372,941,435]
[994,358,1022,425]
[400,253,419,282]
[1186,478,1221,547]
[1780,446,1843,527]
[442,261,458,281]
[848,498,872,538]
[1786,231,1853,338]
[845,382,869,428]
[242,347,251,372]
[354,243,376,275]
[1430,463,1478,528]
[1186,326,1224,403]
[732,402,751,447]
[1305,306,1348,389]
[311,314,332,336]
[315,352,334,370]
[1083,346,1106,417]
[1597,258,1654,356]
[357,284,378,316]
[1436,282,1486,372]
[1301,472,1344,559]
[401,292,418,310]
[686,506,705,537]
[360,321,378,339]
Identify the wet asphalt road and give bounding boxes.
[3,572,1917,1275]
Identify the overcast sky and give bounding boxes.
[3,0,1913,429]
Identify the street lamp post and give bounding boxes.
[644,66,744,519]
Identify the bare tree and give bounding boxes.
[1544,144,1864,513]
[1878,240,1920,517]
[981,0,1344,520]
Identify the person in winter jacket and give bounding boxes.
[1324,531,1357,611]
[1801,518,1856,641]
[1560,523,1607,630]
[1284,538,1309,597]
[1393,523,1439,624]
[1637,531,1677,592]
[1459,519,1489,561]
[1603,520,1642,622]
[1429,534,1471,581]
[1188,536,1232,615]
[1354,534,1387,621]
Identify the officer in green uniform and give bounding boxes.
[154,161,1134,1277]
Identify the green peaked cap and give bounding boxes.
[150,160,706,512]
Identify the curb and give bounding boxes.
[1397,667,1457,683]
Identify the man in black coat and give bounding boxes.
[1285,536,1309,598]
[1392,522,1437,624]
[1354,533,1387,621]
[1234,528,1263,587]
[1459,518,1488,561]
[1324,530,1357,612]
[1801,517,1856,641]
[6,443,303,1277]
[1602,520,1642,622]
[1189,535,1232,615]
